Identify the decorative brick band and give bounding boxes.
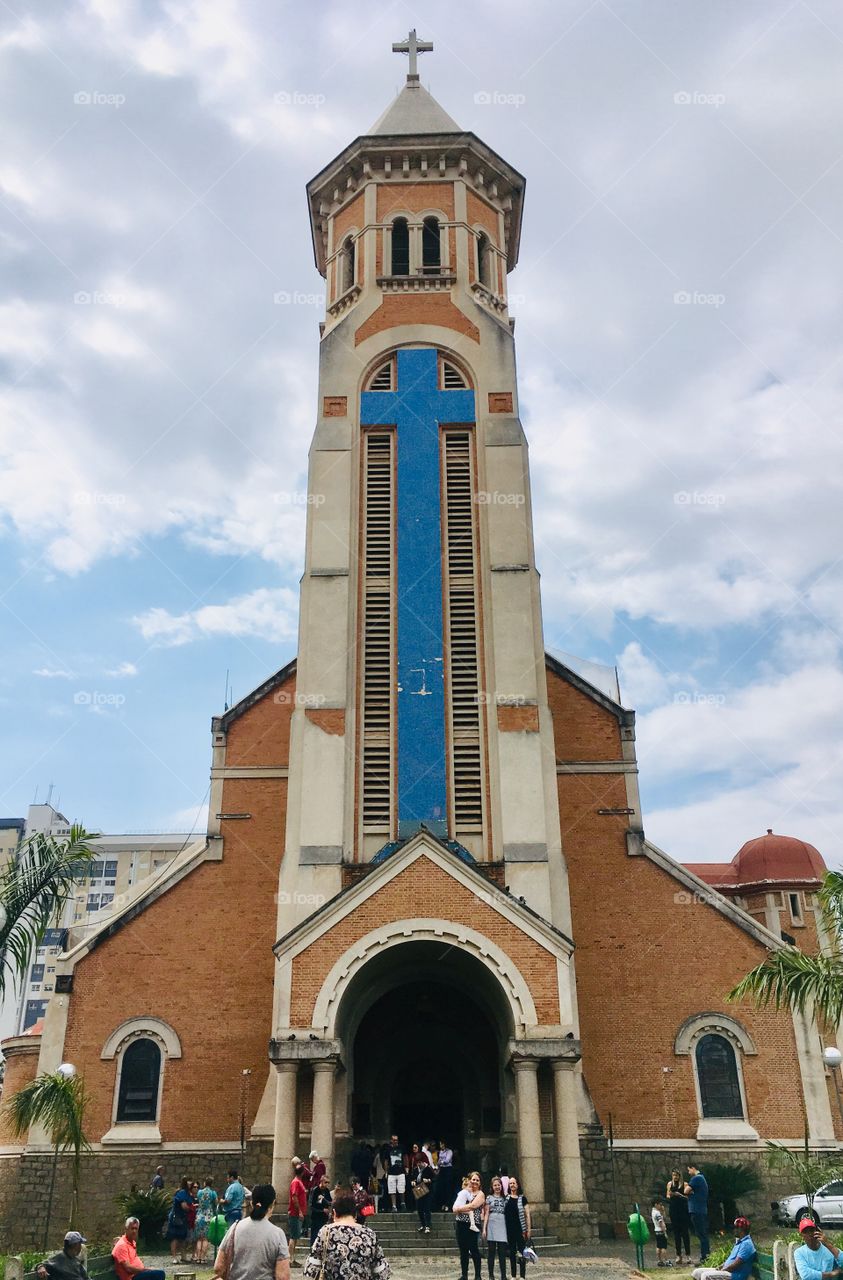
[497,704,540,732]
[323,396,348,417]
[488,391,513,413]
[305,708,346,735]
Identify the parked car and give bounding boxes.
[773,1180,843,1226]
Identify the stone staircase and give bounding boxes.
[360,1208,573,1259]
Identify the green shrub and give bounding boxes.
[703,1163,763,1228]
[115,1187,170,1245]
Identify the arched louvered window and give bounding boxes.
[340,236,355,294]
[366,359,394,391]
[391,218,409,276]
[422,217,441,273]
[440,359,468,390]
[696,1033,744,1119]
[116,1038,161,1122]
[477,232,492,289]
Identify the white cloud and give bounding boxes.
[33,667,75,679]
[133,586,298,646]
[105,661,138,678]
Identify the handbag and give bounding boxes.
[217,1220,239,1280]
[316,1226,331,1280]
[411,1181,430,1200]
[361,1204,375,1217]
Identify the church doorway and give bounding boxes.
[340,941,511,1171]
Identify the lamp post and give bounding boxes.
[239,1069,252,1179]
[823,1047,843,1129]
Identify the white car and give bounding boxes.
[773,1180,843,1226]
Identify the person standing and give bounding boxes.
[651,1201,669,1269]
[166,1177,194,1263]
[687,1164,710,1265]
[302,1186,389,1280]
[150,1167,165,1191]
[453,1172,485,1280]
[309,1175,333,1244]
[503,1176,531,1280]
[386,1135,408,1213]
[112,1217,166,1280]
[692,1217,755,1280]
[351,1142,373,1188]
[194,1177,219,1265]
[214,1184,290,1280]
[482,1176,509,1280]
[413,1158,435,1234]
[666,1169,692,1265]
[309,1152,326,1188]
[221,1170,246,1225]
[288,1161,309,1266]
[437,1140,455,1212]
[37,1231,89,1280]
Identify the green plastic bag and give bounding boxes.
[207,1213,228,1247]
[626,1211,650,1245]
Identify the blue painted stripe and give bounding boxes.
[361,348,475,836]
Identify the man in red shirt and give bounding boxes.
[112,1218,165,1280]
[288,1164,308,1267]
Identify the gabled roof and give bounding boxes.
[214,657,296,732]
[544,650,635,728]
[367,81,461,135]
[274,826,574,957]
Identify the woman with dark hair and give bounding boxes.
[213,1184,289,1280]
[666,1169,692,1266]
[503,1175,531,1279]
[453,1172,485,1280]
[482,1175,508,1280]
[412,1157,435,1234]
[303,1187,389,1280]
[167,1176,194,1263]
[194,1177,219,1264]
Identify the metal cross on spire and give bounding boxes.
[391,28,433,81]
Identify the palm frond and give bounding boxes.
[4,1071,91,1157]
[727,944,843,1028]
[0,824,97,999]
[818,871,843,934]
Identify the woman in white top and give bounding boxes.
[213,1184,289,1280]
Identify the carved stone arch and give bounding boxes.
[311,918,538,1038]
[101,1016,182,1061]
[674,1012,757,1057]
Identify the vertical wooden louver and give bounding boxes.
[442,431,485,832]
[361,431,394,828]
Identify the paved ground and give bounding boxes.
[140,1243,653,1279]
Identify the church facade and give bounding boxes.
[1,39,840,1243]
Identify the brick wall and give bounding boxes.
[546,665,808,1141]
[0,1045,39,1145]
[289,857,561,1025]
[376,183,455,221]
[354,294,480,346]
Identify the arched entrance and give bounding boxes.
[336,939,515,1171]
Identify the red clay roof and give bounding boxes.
[685,830,826,892]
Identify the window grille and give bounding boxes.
[361,432,394,828]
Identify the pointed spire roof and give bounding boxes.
[367,80,461,136]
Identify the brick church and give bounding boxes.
[1,32,840,1243]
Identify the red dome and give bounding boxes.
[731,829,826,887]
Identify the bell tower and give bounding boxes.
[276,32,573,946]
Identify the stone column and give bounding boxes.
[310,1059,337,1173]
[272,1062,298,1193]
[551,1060,587,1208]
[513,1058,545,1205]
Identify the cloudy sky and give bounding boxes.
[1,0,842,866]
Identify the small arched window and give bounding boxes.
[422,217,441,273]
[391,218,409,276]
[477,233,492,289]
[116,1038,161,1123]
[340,236,355,294]
[696,1033,743,1118]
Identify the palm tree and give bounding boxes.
[728,870,843,1026]
[4,1067,90,1248]
[0,823,96,1000]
